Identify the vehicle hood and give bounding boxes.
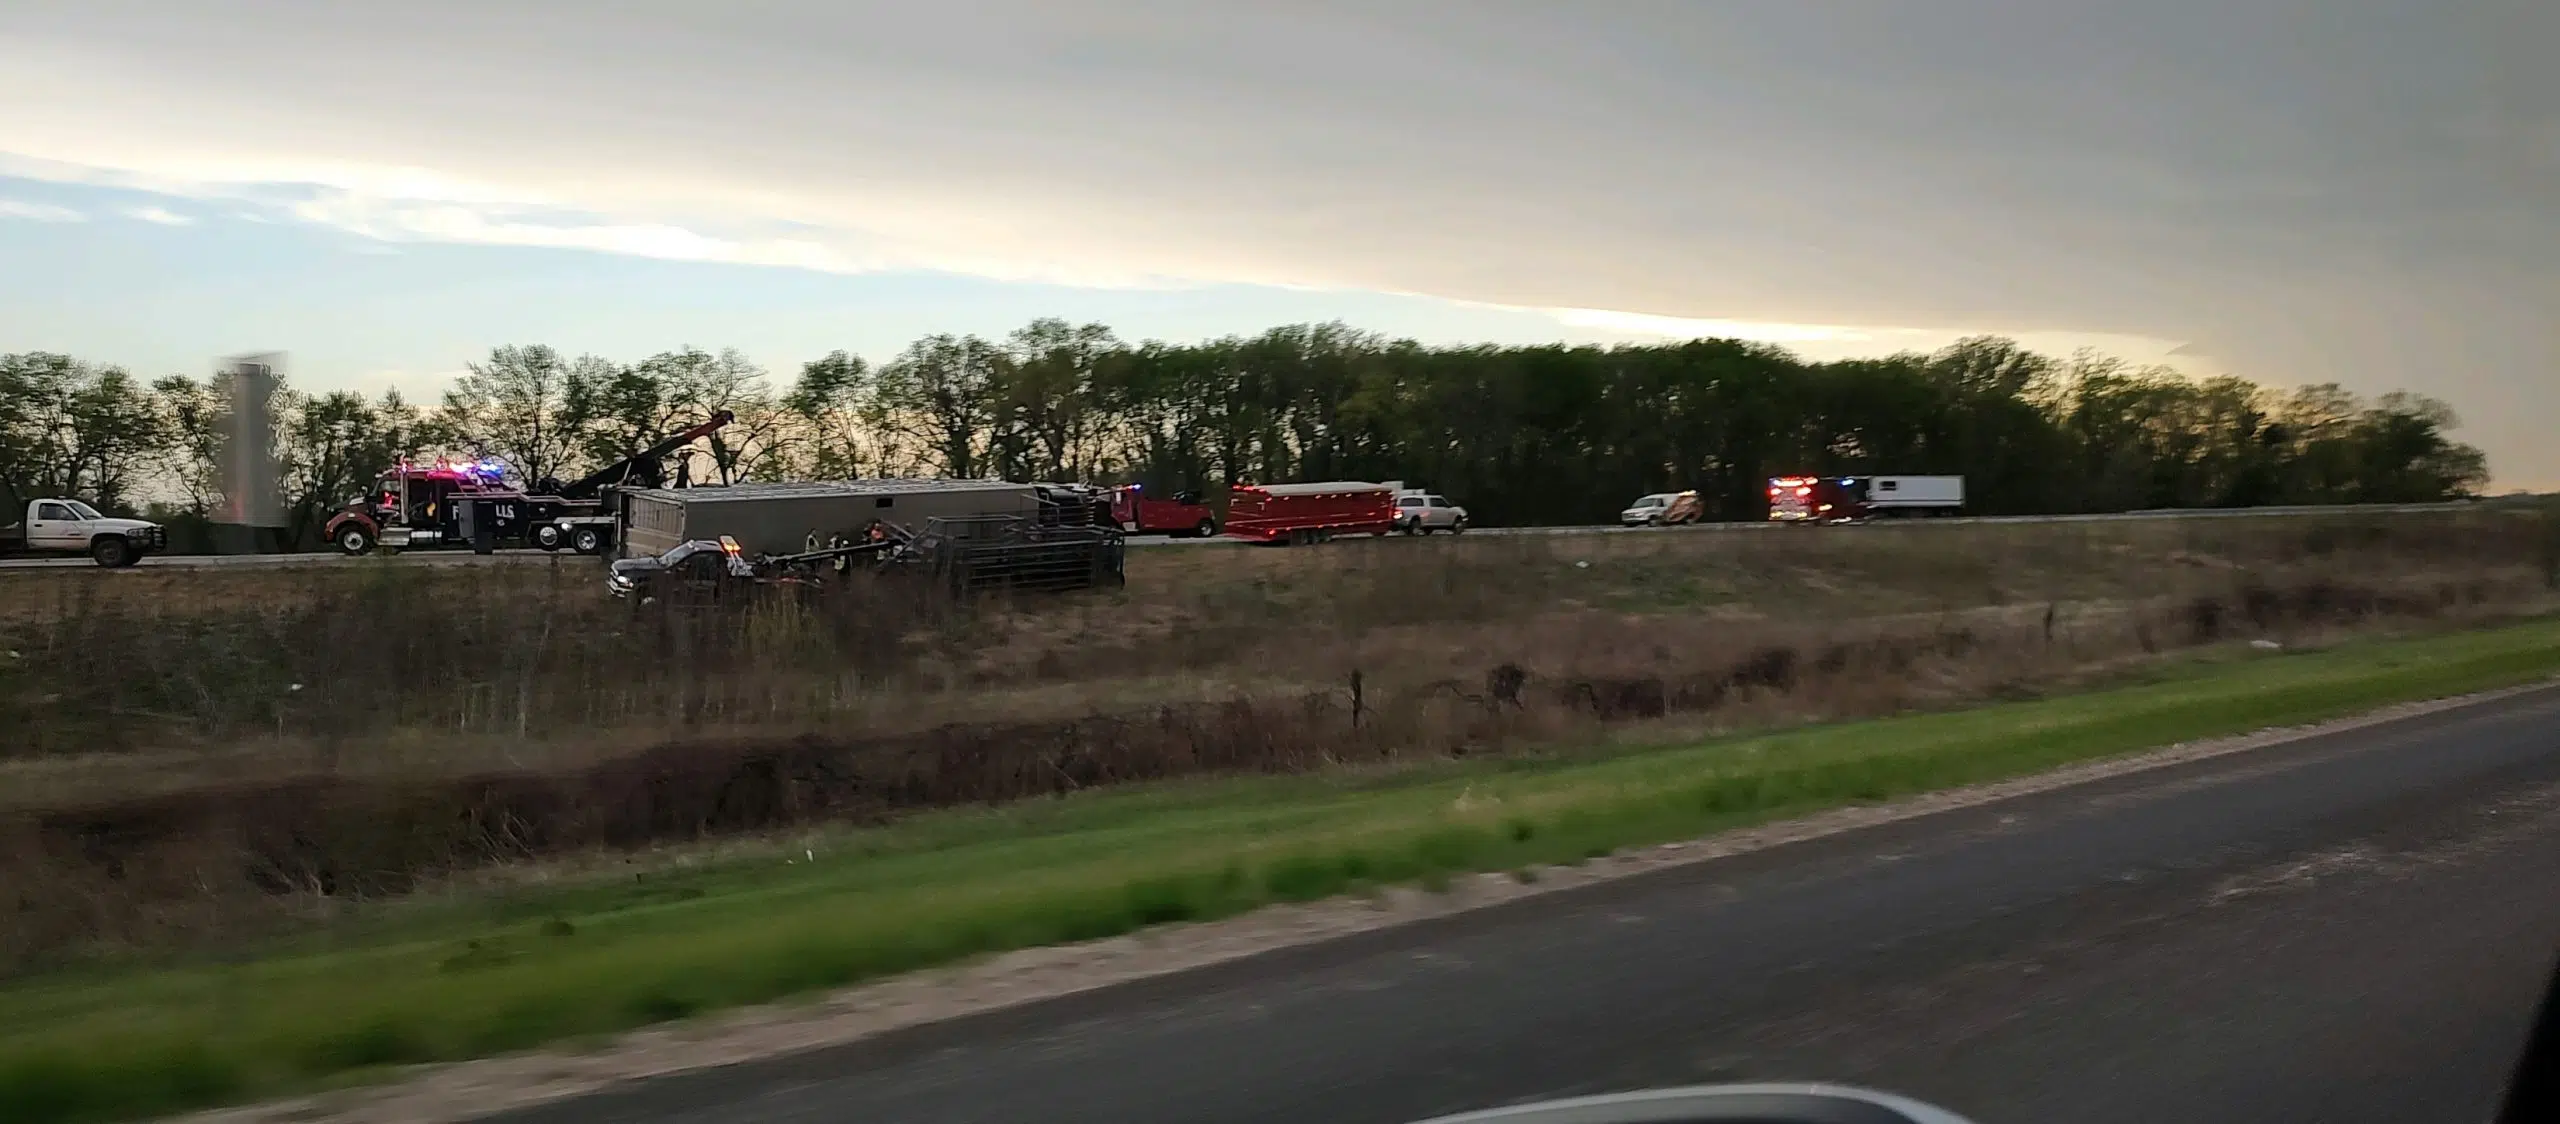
[93,518,160,535]
[607,558,664,584]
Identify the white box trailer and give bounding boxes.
[616,478,1043,558]
[1862,475,1965,514]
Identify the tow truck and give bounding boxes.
[324,411,732,556]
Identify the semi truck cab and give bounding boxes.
[1768,475,1966,521]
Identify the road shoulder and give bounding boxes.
[172,674,2560,1124]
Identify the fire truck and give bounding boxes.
[1107,484,1218,537]
[1766,475,1966,522]
[324,411,733,556]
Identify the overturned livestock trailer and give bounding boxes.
[615,478,1043,559]
[905,514,1126,594]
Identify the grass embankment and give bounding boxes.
[10,506,2553,763]
[5,618,2559,1124]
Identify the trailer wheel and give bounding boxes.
[334,525,376,556]
[533,524,565,551]
[90,537,134,568]
[571,527,605,555]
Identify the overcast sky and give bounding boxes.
[0,1,2551,487]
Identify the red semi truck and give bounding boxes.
[1221,481,1398,544]
[1767,475,1966,522]
[1108,485,1219,537]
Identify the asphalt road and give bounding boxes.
[486,683,2560,1124]
[0,500,2507,571]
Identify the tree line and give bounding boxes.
[0,319,2492,545]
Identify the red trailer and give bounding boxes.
[1221,481,1397,544]
[1108,485,1219,537]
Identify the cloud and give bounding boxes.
[0,198,81,222]
[1543,308,1873,346]
[292,192,830,268]
[122,204,191,225]
[261,188,1201,289]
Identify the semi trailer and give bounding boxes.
[612,477,1046,559]
[1221,481,1398,544]
[608,513,1125,606]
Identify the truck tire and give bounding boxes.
[90,537,133,568]
[533,524,565,551]
[571,527,605,555]
[1193,518,1217,538]
[335,525,376,555]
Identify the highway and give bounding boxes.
[0,500,2507,571]
[484,683,2560,1124]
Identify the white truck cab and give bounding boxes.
[0,497,167,566]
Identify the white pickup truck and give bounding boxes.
[0,498,168,566]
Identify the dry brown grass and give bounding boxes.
[6,511,2554,768]
[1,508,2556,968]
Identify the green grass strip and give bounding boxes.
[5,618,2559,1124]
